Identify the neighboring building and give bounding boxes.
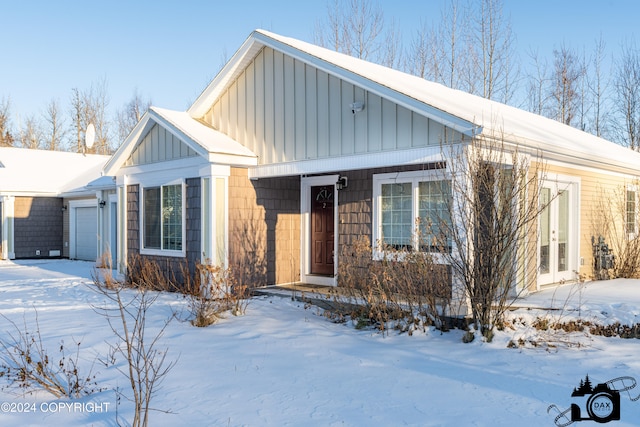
[0,147,111,261]
[5,29,640,297]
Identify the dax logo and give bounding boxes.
[548,375,640,426]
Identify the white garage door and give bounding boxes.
[75,206,97,261]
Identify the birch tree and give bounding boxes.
[116,89,151,146]
[549,44,584,126]
[42,99,66,151]
[613,40,640,150]
[0,97,13,147]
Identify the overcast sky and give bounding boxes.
[1,0,638,125]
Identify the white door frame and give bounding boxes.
[300,175,339,286]
[537,174,580,288]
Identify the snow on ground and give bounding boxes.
[0,259,639,426]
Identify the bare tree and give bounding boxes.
[438,132,547,341]
[405,20,433,79]
[116,89,151,145]
[0,97,14,147]
[587,36,610,138]
[613,40,640,150]
[70,87,87,153]
[549,44,585,126]
[468,0,518,103]
[440,0,468,90]
[378,18,402,69]
[69,78,112,154]
[42,99,66,151]
[17,115,42,149]
[525,48,551,115]
[315,0,385,62]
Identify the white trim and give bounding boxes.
[300,175,339,286]
[139,180,187,258]
[625,183,638,239]
[537,174,581,288]
[1,196,15,259]
[372,169,451,260]
[249,146,446,179]
[108,193,118,268]
[69,199,98,262]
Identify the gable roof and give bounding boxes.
[103,106,257,176]
[0,147,109,196]
[189,29,640,175]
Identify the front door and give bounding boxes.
[310,185,335,275]
[538,179,577,286]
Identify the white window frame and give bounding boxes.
[626,184,638,238]
[372,170,451,261]
[140,179,186,257]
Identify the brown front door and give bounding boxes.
[310,185,335,276]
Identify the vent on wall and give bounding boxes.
[49,250,61,257]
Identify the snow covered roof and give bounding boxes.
[0,147,110,196]
[189,29,640,175]
[103,106,257,176]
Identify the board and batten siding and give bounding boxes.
[203,47,455,165]
[125,123,197,167]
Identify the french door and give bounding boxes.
[538,179,578,287]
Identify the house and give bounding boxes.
[0,147,111,261]
[100,29,640,294]
[7,29,640,297]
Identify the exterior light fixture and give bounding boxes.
[99,200,106,208]
[336,176,348,190]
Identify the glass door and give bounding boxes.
[538,180,575,287]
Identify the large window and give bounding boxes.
[374,171,451,253]
[143,183,183,252]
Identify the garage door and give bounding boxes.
[75,206,97,261]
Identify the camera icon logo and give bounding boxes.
[570,375,620,423]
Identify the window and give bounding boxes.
[143,183,183,252]
[627,189,637,235]
[374,171,451,253]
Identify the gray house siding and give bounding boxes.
[203,46,458,167]
[14,197,63,258]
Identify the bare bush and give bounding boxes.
[438,134,548,342]
[336,236,453,334]
[591,181,640,279]
[91,268,176,427]
[0,310,101,398]
[182,262,250,327]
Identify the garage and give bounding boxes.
[73,206,97,261]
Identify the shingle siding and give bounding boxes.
[228,167,300,286]
[13,197,63,258]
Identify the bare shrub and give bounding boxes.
[0,310,102,398]
[91,268,176,427]
[125,254,179,292]
[336,236,452,334]
[182,262,250,327]
[591,181,640,279]
[438,134,548,341]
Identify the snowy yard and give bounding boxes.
[0,259,639,426]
